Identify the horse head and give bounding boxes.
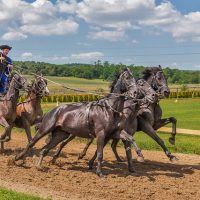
[142,65,170,98]
[111,67,138,99]
[136,78,157,104]
[32,74,49,97]
[10,71,29,92]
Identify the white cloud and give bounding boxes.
[21,52,33,59]
[57,0,77,14]
[1,31,27,41]
[50,56,69,61]
[0,0,79,40]
[88,30,126,42]
[70,51,104,60]
[132,39,138,44]
[1,0,200,43]
[72,0,200,42]
[21,18,78,36]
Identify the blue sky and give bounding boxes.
[1,0,200,70]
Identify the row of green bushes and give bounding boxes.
[18,91,200,103]
[169,91,200,98]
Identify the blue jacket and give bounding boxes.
[0,53,12,74]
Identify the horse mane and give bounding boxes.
[142,66,162,80]
[109,71,122,93]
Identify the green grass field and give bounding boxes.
[25,75,200,94]
[41,98,200,130]
[0,187,47,200]
[160,98,200,130]
[25,75,110,93]
[40,98,200,155]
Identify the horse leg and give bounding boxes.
[0,117,11,141]
[153,117,177,145]
[78,138,94,160]
[36,130,69,170]
[141,121,178,161]
[15,127,51,161]
[129,132,145,162]
[111,135,144,163]
[51,134,76,163]
[0,118,13,151]
[0,130,6,152]
[110,139,124,162]
[88,137,110,170]
[95,130,105,177]
[122,140,136,173]
[21,118,32,143]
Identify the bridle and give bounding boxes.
[151,71,168,96]
[12,74,27,91]
[0,74,27,101]
[34,79,47,96]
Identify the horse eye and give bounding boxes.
[157,77,161,81]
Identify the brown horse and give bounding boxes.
[13,75,49,143]
[0,72,29,151]
[15,68,138,176]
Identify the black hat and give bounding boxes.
[0,45,12,50]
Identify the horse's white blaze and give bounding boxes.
[46,86,49,94]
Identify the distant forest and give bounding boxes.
[13,61,200,84]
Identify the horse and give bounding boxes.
[15,68,138,176]
[0,72,29,151]
[63,66,177,168]
[110,65,178,162]
[50,78,157,172]
[12,74,49,143]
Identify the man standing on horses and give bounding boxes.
[0,45,13,95]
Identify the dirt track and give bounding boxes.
[0,134,200,200]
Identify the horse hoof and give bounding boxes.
[116,157,124,162]
[36,165,44,171]
[96,171,104,177]
[14,155,21,161]
[137,156,145,163]
[169,137,175,145]
[78,154,84,160]
[128,167,136,173]
[169,155,179,162]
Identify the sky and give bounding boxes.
[1,0,200,70]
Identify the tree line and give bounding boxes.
[13,60,200,84]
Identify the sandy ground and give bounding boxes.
[0,133,200,200]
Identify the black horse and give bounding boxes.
[110,66,178,162]
[50,78,157,172]
[15,68,138,176]
[67,66,177,169]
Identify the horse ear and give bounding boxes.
[125,67,133,76]
[10,70,19,77]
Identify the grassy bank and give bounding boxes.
[0,187,47,200]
